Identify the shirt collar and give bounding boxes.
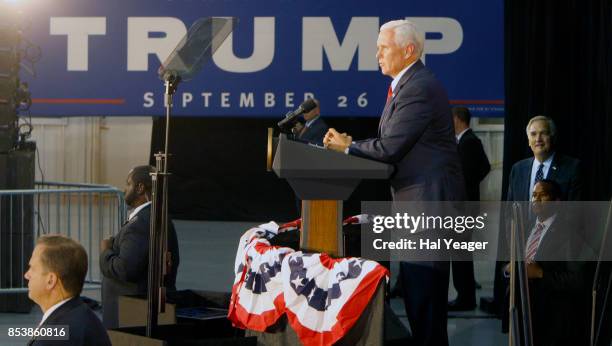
[129,201,151,221]
[39,297,71,326]
[537,213,556,227]
[304,115,320,128]
[390,60,418,93]
[456,128,470,142]
[534,152,555,167]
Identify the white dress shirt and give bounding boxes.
[38,298,71,326]
[390,60,418,95]
[304,115,320,128]
[456,128,470,143]
[128,201,151,221]
[529,153,555,198]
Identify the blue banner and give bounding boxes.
[16,0,504,117]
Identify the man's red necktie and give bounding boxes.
[386,85,393,104]
[526,222,545,262]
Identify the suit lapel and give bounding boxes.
[521,158,534,200]
[28,298,78,345]
[378,99,394,136]
[460,129,474,145]
[377,60,424,137]
[546,153,561,181]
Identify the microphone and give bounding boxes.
[277,99,318,132]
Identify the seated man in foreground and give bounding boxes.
[24,234,111,346]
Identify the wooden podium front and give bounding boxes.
[271,134,392,256]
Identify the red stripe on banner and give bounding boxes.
[285,265,389,346]
[318,253,347,270]
[228,282,286,331]
[449,99,504,105]
[253,241,279,255]
[279,218,301,231]
[32,98,126,105]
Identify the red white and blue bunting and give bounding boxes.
[228,221,388,346]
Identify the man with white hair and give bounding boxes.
[324,20,464,346]
[507,115,582,202]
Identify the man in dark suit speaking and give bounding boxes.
[24,235,111,346]
[100,165,180,329]
[324,20,464,346]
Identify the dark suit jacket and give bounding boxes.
[497,153,583,329]
[458,129,490,201]
[349,60,464,201]
[507,153,582,201]
[99,204,180,328]
[507,215,589,346]
[29,297,111,346]
[298,116,329,145]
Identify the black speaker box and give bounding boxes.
[0,144,36,312]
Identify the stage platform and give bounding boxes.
[0,220,505,346]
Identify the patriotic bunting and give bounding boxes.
[228,221,388,345]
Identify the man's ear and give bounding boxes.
[47,272,59,290]
[137,182,145,194]
[405,43,415,59]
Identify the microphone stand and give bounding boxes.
[146,75,179,338]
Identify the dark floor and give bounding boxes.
[0,220,506,345]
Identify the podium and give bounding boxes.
[272,134,392,256]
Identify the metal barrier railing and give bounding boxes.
[0,182,126,293]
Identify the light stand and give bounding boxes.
[146,75,180,338]
[143,17,237,338]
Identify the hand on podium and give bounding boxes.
[324,128,352,153]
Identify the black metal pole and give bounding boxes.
[508,203,533,346]
[146,155,162,337]
[592,200,612,346]
[514,204,533,346]
[146,78,176,337]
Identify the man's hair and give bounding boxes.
[452,107,471,125]
[536,179,562,200]
[36,235,88,296]
[380,20,425,58]
[526,115,557,138]
[129,165,155,193]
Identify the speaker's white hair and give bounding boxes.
[526,115,557,138]
[380,20,425,58]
